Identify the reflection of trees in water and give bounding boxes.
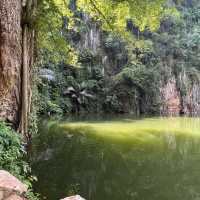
[32,123,200,200]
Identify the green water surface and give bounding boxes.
[32,117,200,200]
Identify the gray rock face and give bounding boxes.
[60,195,86,200]
[0,170,27,200]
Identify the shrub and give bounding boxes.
[0,123,29,179]
[0,122,39,199]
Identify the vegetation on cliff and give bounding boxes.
[36,0,200,117]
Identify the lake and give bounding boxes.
[31,117,200,200]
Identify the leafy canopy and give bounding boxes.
[37,0,78,65]
[37,0,178,64]
[77,0,178,32]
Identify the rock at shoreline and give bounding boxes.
[0,170,27,200]
[60,195,86,200]
[3,194,24,200]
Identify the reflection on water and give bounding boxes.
[32,117,200,200]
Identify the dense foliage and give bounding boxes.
[36,0,175,64]
[0,122,39,199]
[35,0,200,117]
[0,123,29,179]
[34,2,164,116]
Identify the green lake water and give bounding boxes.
[32,117,200,200]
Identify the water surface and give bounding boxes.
[32,117,200,200]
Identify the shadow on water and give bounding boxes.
[31,117,200,200]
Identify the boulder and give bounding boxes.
[60,195,86,200]
[4,194,25,200]
[0,170,27,200]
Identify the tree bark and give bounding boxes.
[0,0,22,127]
[21,25,29,135]
[0,0,36,136]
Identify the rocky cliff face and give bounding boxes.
[78,14,101,54]
[65,0,200,117]
[161,70,200,116]
[161,76,182,116]
[179,71,200,116]
[75,13,127,77]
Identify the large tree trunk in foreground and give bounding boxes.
[0,0,36,136]
[0,0,22,127]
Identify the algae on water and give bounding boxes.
[32,117,200,200]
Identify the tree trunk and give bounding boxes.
[0,0,22,127]
[0,0,36,136]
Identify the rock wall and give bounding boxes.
[78,14,101,54]
[160,70,200,116]
[69,3,200,117]
[160,76,181,116]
